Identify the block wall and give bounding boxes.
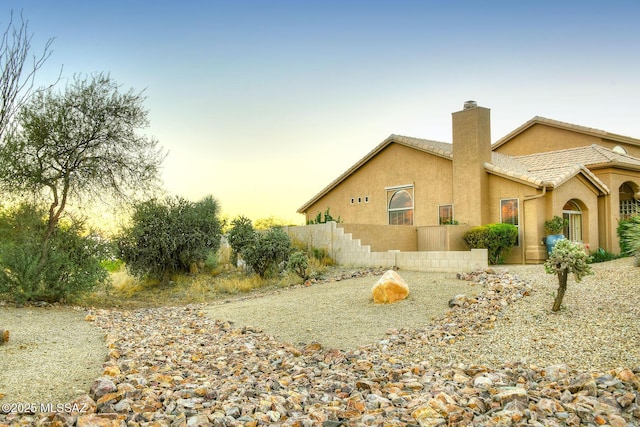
[285,222,488,273]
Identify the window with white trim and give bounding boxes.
[387,186,414,225]
[563,200,583,242]
[500,198,519,246]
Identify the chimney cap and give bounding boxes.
[463,100,477,110]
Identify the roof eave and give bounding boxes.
[298,135,452,214]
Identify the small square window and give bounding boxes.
[364,196,369,203]
[358,197,362,203]
[350,198,355,204]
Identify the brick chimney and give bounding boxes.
[452,101,491,226]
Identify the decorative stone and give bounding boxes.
[448,294,467,307]
[371,270,409,304]
[89,378,117,399]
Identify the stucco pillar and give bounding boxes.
[452,101,492,226]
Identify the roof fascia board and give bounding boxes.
[297,135,451,213]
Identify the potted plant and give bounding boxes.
[544,215,568,255]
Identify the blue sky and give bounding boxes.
[3,1,640,225]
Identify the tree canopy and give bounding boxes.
[0,73,165,239]
[118,195,224,282]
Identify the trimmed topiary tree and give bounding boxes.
[544,238,593,312]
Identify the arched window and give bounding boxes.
[387,187,414,225]
[563,200,582,242]
[619,181,640,219]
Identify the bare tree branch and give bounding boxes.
[0,10,58,139]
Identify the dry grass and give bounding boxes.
[77,266,311,309]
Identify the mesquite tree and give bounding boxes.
[0,73,165,241]
[544,238,593,311]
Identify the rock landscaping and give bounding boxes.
[0,262,639,426]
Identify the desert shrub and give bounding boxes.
[226,215,255,267]
[241,227,292,278]
[118,195,223,282]
[545,238,593,311]
[588,248,619,264]
[307,208,341,224]
[288,250,310,280]
[618,215,640,265]
[0,204,110,303]
[463,223,517,264]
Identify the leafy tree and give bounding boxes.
[118,195,223,282]
[0,203,109,303]
[0,10,56,139]
[544,238,593,311]
[0,73,165,242]
[226,215,255,267]
[241,227,291,278]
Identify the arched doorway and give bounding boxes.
[563,200,583,242]
[619,181,640,219]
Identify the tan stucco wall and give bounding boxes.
[547,175,600,251]
[452,106,491,225]
[339,223,417,252]
[304,143,453,226]
[486,175,548,264]
[593,168,640,253]
[494,124,640,158]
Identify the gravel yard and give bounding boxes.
[0,306,105,404]
[0,257,638,425]
[205,270,477,350]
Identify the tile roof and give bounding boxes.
[298,134,634,213]
[493,116,640,149]
[515,144,640,171]
[486,146,618,194]
[391,134,453,159]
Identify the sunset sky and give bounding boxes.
[3,1,640,226]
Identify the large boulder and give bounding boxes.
[372,270,409,304]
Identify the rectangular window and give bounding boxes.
[500,198,519,246]
[386,185,414,225]
[438,204,453,225]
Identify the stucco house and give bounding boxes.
[297,101,640,264]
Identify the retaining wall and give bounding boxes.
[284,222,487,273]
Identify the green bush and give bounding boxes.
[463,223,518,264]
[0,204,110,303]
[287,250,310,280]
[307,208,341,224]
[618,215,640,266]
[463,226,490,250]
[118,195,223,282]
[227,215,255,267]
[241,227,292,278]
[588,248,619,264]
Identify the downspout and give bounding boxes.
[521,185,549,264]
